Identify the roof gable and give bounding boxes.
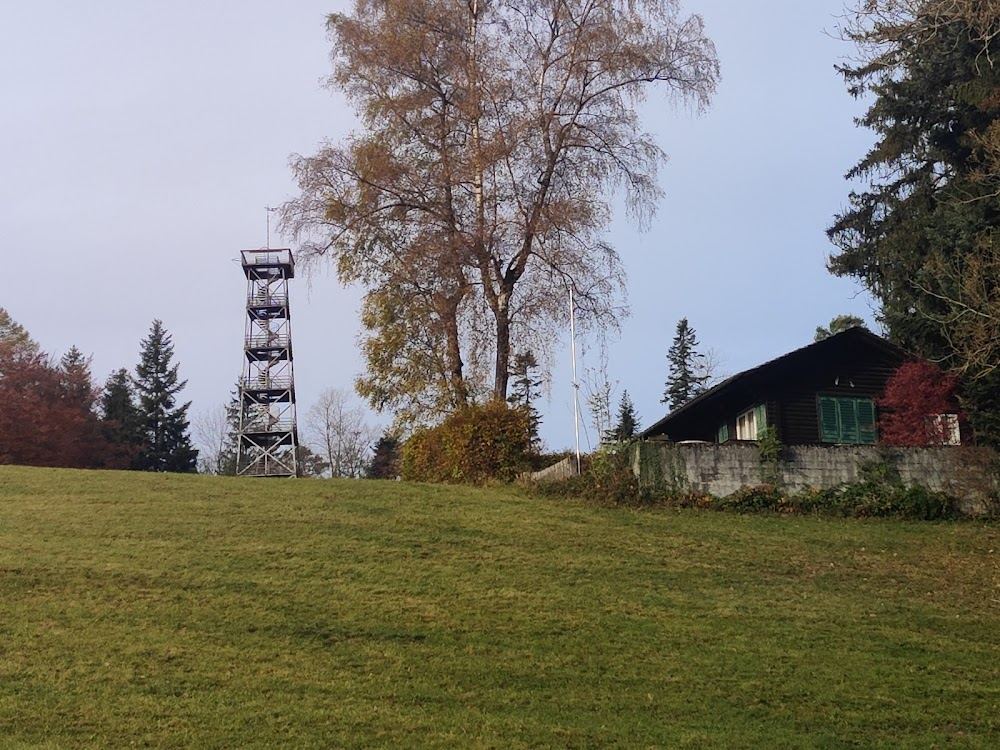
[641,327,908,440]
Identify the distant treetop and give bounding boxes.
[815,315,867,342]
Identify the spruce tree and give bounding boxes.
[101,367,143,469]
[828,5,1000,442]
[663,318,708,410]
[605,390,640,443]
[132,320,197,472]
[507,351,544,452]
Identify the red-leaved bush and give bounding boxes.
[877,360,961,446]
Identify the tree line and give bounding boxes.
[1,308,393,478]
[0,311,196,471]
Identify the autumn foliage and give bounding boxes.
[877,360,961,446]
[0,340,110,468]
[401,401,531,485]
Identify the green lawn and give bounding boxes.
[0,466,998,749]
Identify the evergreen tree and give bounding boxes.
[132,320,197,472]
[663,318,708,410]
[216,386,241,476]
[58,346,105,467]
[828,3,1000,442]
[101,367,143,468]
[507,351,544,452]
[367,433,401,479]
[605,390,641,443]
[814,315,866,342]
[296,445,331,478]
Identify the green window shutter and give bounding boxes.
[718,423,729,443]
[838,399,860,444]
[857,399,877,445]
[818,397,840,442]
[754,404,768,438]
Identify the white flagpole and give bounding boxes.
[569,287,581,475]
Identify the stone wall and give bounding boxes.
[632,442,998,515]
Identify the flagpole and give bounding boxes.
[569,287,581,475]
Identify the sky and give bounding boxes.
[1,0,876,455]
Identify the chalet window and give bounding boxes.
[717,423,730,443]
[735,404,767,440]
[818,396,876,445]
[929,414,961,445]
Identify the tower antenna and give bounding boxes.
[265,206,278,249]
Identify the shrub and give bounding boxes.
[401,401,531,484]
[587,445,645,506]
[527,445,653,506]
[756,426,784,485]
[716,483,789,513]
[878,360,962,445]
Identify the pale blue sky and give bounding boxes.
[0,1,873,454]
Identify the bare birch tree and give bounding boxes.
[305,387,380,478]
[283,0,719,425]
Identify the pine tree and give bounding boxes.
[663,318,708,410]
[132,320,197,472]
[507,351,544,452]
[367,433,400,479]
[605,390,641,444]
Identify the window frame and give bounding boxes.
[817,396,877,445]
[735,404,767,441]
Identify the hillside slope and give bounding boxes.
[0,466,998,748]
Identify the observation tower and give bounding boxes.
[236,248,298,477]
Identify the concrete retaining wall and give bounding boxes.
[633,442,998,515]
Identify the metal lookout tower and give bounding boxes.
[237,249,299,477]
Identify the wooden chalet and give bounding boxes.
[640,327,957,446]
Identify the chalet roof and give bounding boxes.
[640,327,908,440]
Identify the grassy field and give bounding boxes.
[0,466,998,749]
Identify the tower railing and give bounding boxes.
[236,248,299,478]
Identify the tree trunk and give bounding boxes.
[443,293,469,408]
[493,289,511,399]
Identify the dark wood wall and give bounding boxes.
[773,350,903,445]
[646,331,910,445]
